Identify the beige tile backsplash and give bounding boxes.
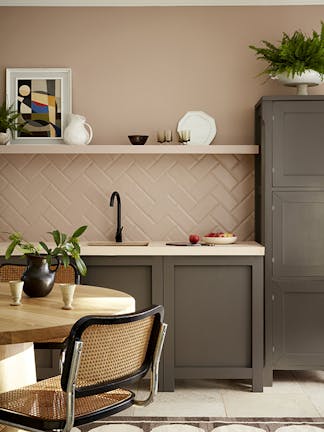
[0,154,254,242]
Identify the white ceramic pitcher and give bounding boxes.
[63,114,93,145]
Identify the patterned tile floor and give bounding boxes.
[74,420,324,432]
[113,371,324,418]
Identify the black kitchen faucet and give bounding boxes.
[109,191,123,242]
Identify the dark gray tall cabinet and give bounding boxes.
[255,96,324,384]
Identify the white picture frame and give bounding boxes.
[6,68,72,144]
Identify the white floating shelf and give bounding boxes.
[0,144,259,155]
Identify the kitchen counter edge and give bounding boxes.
[0,241,265,256]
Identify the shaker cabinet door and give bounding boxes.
[273,191,324,278]
[273,101,324,187]
[82,256,163,310]
[162,255,264,391]
[273,279,324,369]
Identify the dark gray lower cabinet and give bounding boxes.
[34,349,61,380]
[1,254,263,390]
[163,256,264,392]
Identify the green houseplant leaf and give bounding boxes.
[4,226,88,276]
[0,102,29,135]
[249,22,324,78]
[72,225,87,238]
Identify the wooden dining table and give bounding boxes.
[0,283,135,392]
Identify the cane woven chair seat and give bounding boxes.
[0,262,80,349]
[0,376,132,425]
[0,306,167,432]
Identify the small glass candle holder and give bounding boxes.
[178,130,191,144]
[59,283,76,310]
[9,280,24,306]
[157,130,166,143]
[165,130,172,142]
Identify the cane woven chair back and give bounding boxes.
[0,262,80,284]
[54,263,80,284]
[0,264,25,282]
[62,306,164,396]
[76,316,153,389]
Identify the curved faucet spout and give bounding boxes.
[109,191,123,242]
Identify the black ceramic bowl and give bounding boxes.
[128,135,149,145]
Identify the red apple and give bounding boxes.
[189,234,200,244]
[215,232,225,237]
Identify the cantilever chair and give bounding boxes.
[0,305,167,432]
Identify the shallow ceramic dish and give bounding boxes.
[177,111,216,145]
[201,236,237,245]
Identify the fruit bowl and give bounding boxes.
[201,236,237,245]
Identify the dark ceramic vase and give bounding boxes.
[22,255,59,297]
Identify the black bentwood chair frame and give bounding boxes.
[0,305,167,432]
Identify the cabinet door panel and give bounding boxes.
[173,265,252,367]
[273,280,324,368]
[82,256,163,311]
[273,191,324,277]
[84,265,151,309]
[273,101,324,187]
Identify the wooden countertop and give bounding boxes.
[0,241,265,257]
[0,283,135,344]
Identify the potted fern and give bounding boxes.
[0,102,26,145]
[249,22,324,94]
[5,226,87,297]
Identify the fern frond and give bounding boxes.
[249,22,324,77]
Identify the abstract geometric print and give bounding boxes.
[17,79,62,138]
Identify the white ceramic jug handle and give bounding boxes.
[84,122,93,145]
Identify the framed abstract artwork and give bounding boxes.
[6,68,72,144]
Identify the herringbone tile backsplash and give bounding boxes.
[0,154,254,242]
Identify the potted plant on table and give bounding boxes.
[0,102,27,145]
[249,22,324,94]
[5,226,87,297]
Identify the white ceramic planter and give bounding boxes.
[0,130,11,145]
[272,70,323,95]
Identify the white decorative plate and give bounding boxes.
[177,111,216,145]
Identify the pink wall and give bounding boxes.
[0,6,323,241]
